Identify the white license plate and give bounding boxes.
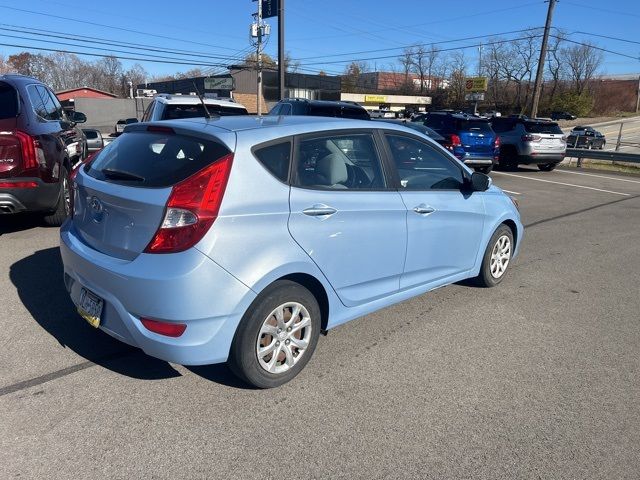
[78,288,103,328]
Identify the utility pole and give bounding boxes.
[636,74,640,113]
[530,0,557,119]
[278,0,285,100]
[256,0,263,115]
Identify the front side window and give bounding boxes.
[294,133,385,190]
[386,134,464,190]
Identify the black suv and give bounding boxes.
[0,74,87,225]
[550,111,576,121]
[268,98,370,120]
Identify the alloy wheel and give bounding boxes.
[490,235,511,279]
[256,302,312,374]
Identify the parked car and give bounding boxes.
[60,116,522,388]
[483,110,502,118]
[0,74,87,225]
[141,94,248,121]
[115,117,138,133]
[373,118,448,147]
[550,111,576,121]
[490,116,566,171]
[268,98,370,120]
[82,128,104,153]
[368,109,397,119]
[567,126,606,149]
[422,112,499,173]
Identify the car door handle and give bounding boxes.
[303,204,337,217]
[413,204,436,215]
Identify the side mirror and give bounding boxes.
[70,111,87,124]
[469,171,491,192]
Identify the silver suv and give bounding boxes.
[141,94,248,121]
[490,117,566,171]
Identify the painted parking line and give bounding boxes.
[555,169,640,185]
[492,171,631,196]
[501,189,522,195]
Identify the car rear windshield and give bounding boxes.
[163,104,247,120]
[86,131,231,187]
[524,121,563,134]
[308,104,370,120]
[454,119,493,132]
[0,82,18,119]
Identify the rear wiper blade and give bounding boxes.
[101,168,145,181]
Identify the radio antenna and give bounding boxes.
[192,81,212,119]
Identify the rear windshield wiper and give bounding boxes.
[101,168,145,181]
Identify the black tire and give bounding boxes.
[43,166,70,227]
[498,147,518,171]
[228,280,321,388]
[474,224,514,288]
[538,162,557,172]
[475,165,493,174]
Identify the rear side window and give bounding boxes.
[86,131,231,187]
[424,115,452,132]
[454,119,492,132]
[27,85,62,121]
[162,104,247,120]
[254,141,291,182]
[84,130,98,139]
[294,133,385,190]
[0,82,18,119]
[490,120,515,133]
[524,122,562,134]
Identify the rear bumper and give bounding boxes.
[518,152,565,165]
[462,156,495,166]
[0,178,60,214]
[60,221,257,365]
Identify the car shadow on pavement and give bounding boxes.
[9,247,181,381]
[0,214,44,235]
[185,364,255,390]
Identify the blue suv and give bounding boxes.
[421,112,499,173]
[60,116,522,388]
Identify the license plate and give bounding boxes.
[78,288,103,328]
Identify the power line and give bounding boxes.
[0,32,242,65]
[0,41,229,68]
[294,28,543,61]
[550,35,640,61]
[298,34,545,67]
[0,24,246,62]
[0,5,242,53]
[567,30,640,47]
[561,1,640,19]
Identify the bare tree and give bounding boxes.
[546,32,567,103]
[341,61,369,93]
[563,41,603,95]
[448,51,467,108]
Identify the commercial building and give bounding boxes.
[341,93,431,113]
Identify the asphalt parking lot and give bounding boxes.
[1,166,639,479]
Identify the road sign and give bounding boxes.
[464,77,488,93]
[465,92,485,101]
[204,77,234,90]
[262,0,279,18]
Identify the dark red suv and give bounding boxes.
[0,74,87,225]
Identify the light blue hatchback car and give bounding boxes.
[60,115,523,388]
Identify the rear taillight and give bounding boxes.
[494,136,501,149]
[449,134,462,147]
[15,131,38,171]
[521,134,542,142]
[145,153,234,254]
[0,181,38,188]
[140,317,186,337]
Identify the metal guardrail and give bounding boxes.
[565,148,640,164]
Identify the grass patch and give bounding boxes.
[563,159,640,175]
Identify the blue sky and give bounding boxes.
[0,0,638,78]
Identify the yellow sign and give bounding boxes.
[464,77,488,93]
[364,95,387,103]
